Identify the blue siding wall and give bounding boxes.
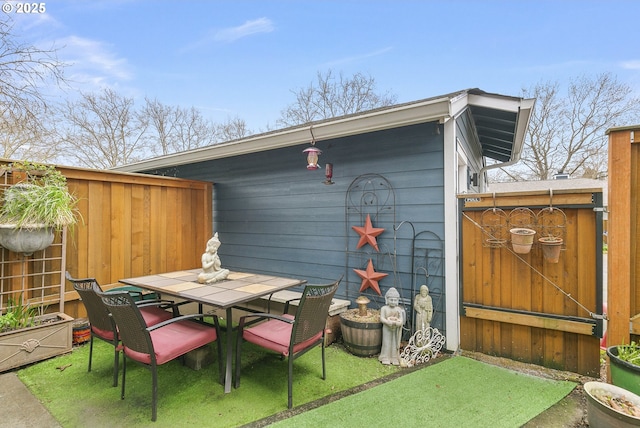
[147,122,445,328]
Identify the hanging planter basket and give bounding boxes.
[509,228,536,254]
[0,224,54,256]
[539,236,563,263]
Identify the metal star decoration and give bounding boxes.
[352,214,384,251]
[353,259,388,296]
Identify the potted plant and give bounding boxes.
[607,343,640,396]
[509,227,536,254]
[0,161,79,255]
[0,294,73,372]
[584,381,640,426]
[538,236,563,263]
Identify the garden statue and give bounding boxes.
[379,287,405,366]
[414,284,433,332]
[197,233,229,284]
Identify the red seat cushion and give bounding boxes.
[124,319,217,365]
[242,315,322,357]
[92,307,172,342]
[92,325,115,341]
[139,307,173,325]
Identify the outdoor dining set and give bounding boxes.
[67,269,341,422]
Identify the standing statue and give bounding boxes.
[414,284,433,331]
[197,233,230,284]
[379,287,406,366]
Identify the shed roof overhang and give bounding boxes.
[114,89,534,173]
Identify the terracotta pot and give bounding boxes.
[509,228,536,254]
[539,237,563,263]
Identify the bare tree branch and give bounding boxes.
[277,70,397,127]
[498,73,640,181]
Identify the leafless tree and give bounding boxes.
[499,73,640,181]
[59,88,149,168]
[141,97,178,156]
[142,99,251,156]
[0,16,66,162]
[215,116,250,142]
[277,70,397,127]
[172,106,216,152]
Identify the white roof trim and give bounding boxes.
[114,90,533,173]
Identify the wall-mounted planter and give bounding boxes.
[0,312,73,372]
[510,228,536,254]
[539,236,563,263]
[0,224,54,256]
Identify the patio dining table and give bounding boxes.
[119,269,306,393]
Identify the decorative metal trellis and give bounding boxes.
[0,168,66,315]
[344,174,397,309]
[344,173,445,343]
[480,193,567,251]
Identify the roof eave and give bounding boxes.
[114,98,452,172]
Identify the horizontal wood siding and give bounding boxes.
[459,190,603,375]
[146,122,445,321]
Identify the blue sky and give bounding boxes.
[8,0,640,131]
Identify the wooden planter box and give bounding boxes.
[0,313,74,372]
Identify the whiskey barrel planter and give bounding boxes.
[339,308,382,357]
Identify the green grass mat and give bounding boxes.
[267,356,577,428]
[17,338,399,427]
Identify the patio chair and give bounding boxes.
[100,291,224,422]
[234,276,342,409]
[66,272,178,387]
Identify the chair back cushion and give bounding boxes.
[291,278,340,346]
[66,274,115,337]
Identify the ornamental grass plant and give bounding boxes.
[0,161,79,231]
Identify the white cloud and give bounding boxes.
[214,17,274,42]
[621,60,640,70]
[181,17,274,52]
[323,47,394,68]
[57,35,132,89]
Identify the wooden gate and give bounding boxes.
[459,189,604,376]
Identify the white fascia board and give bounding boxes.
[114,98,452,172]
[467,93,534,112]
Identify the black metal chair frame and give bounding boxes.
[100,291,224,422]
[65,272,177,387]
[234,276,341,409]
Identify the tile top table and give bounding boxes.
[119,269,306,393]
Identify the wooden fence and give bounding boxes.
[0,164,213,319]
[608,125,640,347]
[459,189,604,376]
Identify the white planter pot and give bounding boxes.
[0,224,54,256]
[584,381,640,427]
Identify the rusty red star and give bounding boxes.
[353,259,388,296]
[352,214,384,251]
